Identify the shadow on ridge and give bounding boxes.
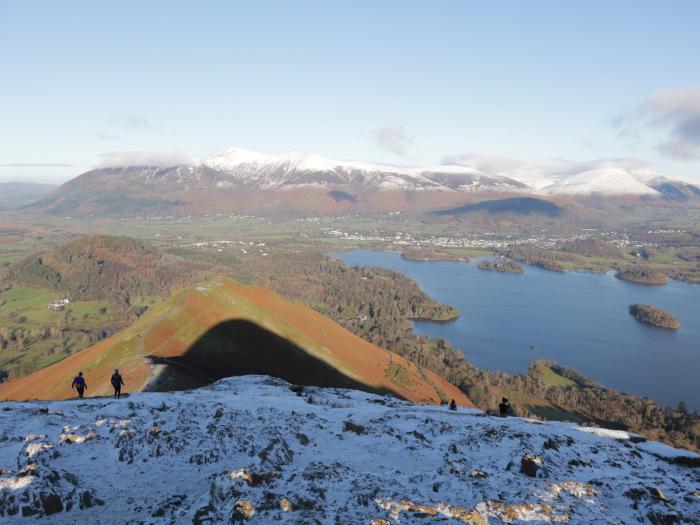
[145,319,398,398]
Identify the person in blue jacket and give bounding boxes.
[71,371,87,399]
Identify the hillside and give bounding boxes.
[431,197,565,217]
[32,154,529,217]
[1,240,464,383]
[0,375,698,523]
[0,278,470,407]
[0,235,204,382]
[6,235,203,303]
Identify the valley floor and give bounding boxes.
[0,376,698,524]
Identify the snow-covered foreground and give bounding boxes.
[0,376,698,524]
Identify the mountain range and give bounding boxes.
[28,148,700,216]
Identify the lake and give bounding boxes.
[336,250,700,411]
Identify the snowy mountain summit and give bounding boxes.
[1,376,698,524]
[202,147,530,192]
[201,148,700,198]
[37,148,700,217]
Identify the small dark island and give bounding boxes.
[629,304,680,330]
[616,266,668,285]
[477,260,524,273]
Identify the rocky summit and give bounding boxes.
[0,376,698,524]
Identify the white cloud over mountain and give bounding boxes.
[616,84,700,160]
[371,123,415,159]
[97,151,193,169]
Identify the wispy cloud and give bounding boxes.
[615,84,700,160]
[109,113,154,131]
[97,113,157,141]
[371,123,415,159]
[97,151,192,168]
[0,163,74,167]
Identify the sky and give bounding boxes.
[1,0,699,184]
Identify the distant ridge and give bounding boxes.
[0,181,58,209]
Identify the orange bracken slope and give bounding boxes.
[0,278,472,407]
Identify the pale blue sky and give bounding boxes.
[1,0,699,183]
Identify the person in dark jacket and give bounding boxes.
[498,397,512,417]
[448,399,457,411]
[111,369,124,399]
[71,372,87,399]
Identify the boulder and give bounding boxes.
[520,454,542,477]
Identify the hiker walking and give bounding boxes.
[448,399,457,411]
[498,397,512,417]
[111,369,124,399]
[71,372,87,399]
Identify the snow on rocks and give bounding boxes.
[59,429,97,445]
[0,375,698,523]
[202,147,525,193]
[0,463,104,519]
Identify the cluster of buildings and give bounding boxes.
[177,240,268,256]
[48,298,70,311]
[324,227,663,253]
[324,229,541,249]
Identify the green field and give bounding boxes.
[0,285,112,328]
[531,366,577,388]
[0,284,163,379]
[0,285,57,315]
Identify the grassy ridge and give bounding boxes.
[0,278,472,407]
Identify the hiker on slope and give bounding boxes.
[71,372,87,399]
[111,369,125,399]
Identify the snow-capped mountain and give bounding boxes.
[33,147,700,216]
[444,154,700,198]
[542,168,661,196]
[203,147,529,193]
[179,147,700,198]
[0,376,697,523]
[535,166,700,198]
[540,168,700,199]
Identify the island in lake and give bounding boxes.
[629,304,680,330]
[401,248,467,262]
[477,260,524,273]
[616,266,668,285]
